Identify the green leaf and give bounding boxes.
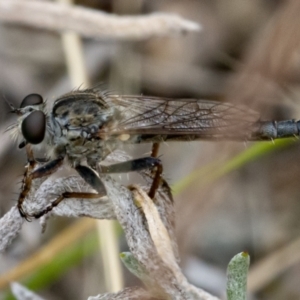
[226,252,250,300]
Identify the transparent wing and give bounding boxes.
[102,94,260,140]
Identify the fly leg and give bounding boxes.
[75,165,107,195]
[18,145,36,220]
[99,155,164,199]
[148,142,164,198]
[100,157,161,174]
[25,165,107,219]
[31,192,101,219]
[151,142,160,158]
[18,145,64,220]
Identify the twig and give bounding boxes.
[11,282,45,300]
[99,176,220,300]
[0,0,200,40]
[0,206,23,252]
[2,170,220,299]
[88,286,158,300]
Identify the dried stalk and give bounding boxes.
[2,170,219,299]
[0,0,200,40]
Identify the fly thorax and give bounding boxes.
[49,114,62,136]
[95,107,116,128]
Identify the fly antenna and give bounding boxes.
[2,93,17,113]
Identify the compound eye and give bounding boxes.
[20,94,43,108]
[21,111,46,144]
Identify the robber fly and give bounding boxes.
[7,86,300,220]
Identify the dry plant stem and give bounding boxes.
[28,176,115,219]
[11,282,45,300]
[97,220,124,292]
[88,286,158,300]
[57,0,90,89]
[131,185,179,268]
[0,171,219,298]
[60,30,89,89]
[0,0,200,40]
[101,176,219,300]
[0,207,23,252]
[248,235,300,292]
[0,219,95,290]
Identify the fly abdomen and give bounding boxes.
[256,120,300,139]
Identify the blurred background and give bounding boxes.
[1,0,300,299]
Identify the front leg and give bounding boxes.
[18,148,64,220]
[21,165,107,220]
